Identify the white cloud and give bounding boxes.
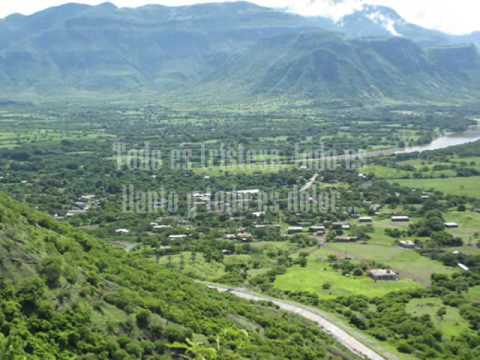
[0,0,478,35]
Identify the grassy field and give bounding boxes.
[316,242,453,286]
[275,256,420,300]
[361,165,411,179]
[406,298,471,338]
[393,177,480,198]
[192,163,293,176]
[445,211,480,245]
[158,252,225,281]
[467,286,480,302]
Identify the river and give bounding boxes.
[397,125,480,154]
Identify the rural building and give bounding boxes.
[458,263,470,272]
[334,236,358,242]
[152,224,172,231]
[237,232,253,242]
[359,217,373,223]
[309,225,326,233]
[168,234,188,240]
[391,216,410,222]
[399,240,416,249]
[445,222,459,229]
[332,222,351,230]
[115,229,130,234]
[252,211,265,218]
[368,269,399,281]
[288,226,304,234]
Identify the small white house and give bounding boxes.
[399,240,416,249]
[168,234,188,240]
[115,229,130,234]
[458,263,470,272]
[445,222,459,229]
[153,225,172,231]
[288,226,304,234]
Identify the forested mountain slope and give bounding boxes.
[0,193,357,359]
[0,2,479,101]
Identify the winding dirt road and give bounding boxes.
[208,285,390,360]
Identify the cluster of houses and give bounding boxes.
[65,194,98,217]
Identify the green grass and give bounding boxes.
[406,298,470,338]
[393,177,480,198]
[158,252,225,281]
[466,286,480,302]
[361,165,411,179]
[445,211,480,245]
[313,242,453,286]
[275,257,420,300]
[192,163,293,176]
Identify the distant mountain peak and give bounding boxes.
[361,5,405,36]
[337,4,407,38]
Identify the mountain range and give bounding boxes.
[0,1,479,101]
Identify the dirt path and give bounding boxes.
[208,284,390,360]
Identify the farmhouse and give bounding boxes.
[115,228,130,234]
[368,269,399,281]
[444,222,459,229]
[458,263,470,272]
[288,226,304,234]
[309,225,326,233]
[399,240,416,249]
[334,236,358,242]
[152,224,172,231]
[358,217,373,223]
[392,216,410,222]
[237,232,253,242]
[251,211,265,218]
[168,234,188,240]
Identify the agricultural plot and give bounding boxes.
[317,243,453,285]
[444,211,480,245]
[406,298,471,338]
[393,177,480,198]
[193,163,293,176]
[275,255,420,300]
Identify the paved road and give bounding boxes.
[208,285,388,360]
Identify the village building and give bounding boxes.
[334,236,358,242]
[358,217,373,223]
[458,263,470,272]
[309,225,326,233]
[399,240,416,249]
[237,232,253,242]
[168,234,188,240]
[115,229,130,234]
[251,211,265,218]
[391,216,410,222]
[287,226,304,234]
[444,222,459,229]
[152,224,172,231]
[368,269,399,281]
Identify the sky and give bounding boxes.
[0,0,478,35]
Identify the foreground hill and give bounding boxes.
[0,193,357,359]
[0,2,479,101]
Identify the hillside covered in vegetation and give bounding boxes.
[0,193,357,359]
